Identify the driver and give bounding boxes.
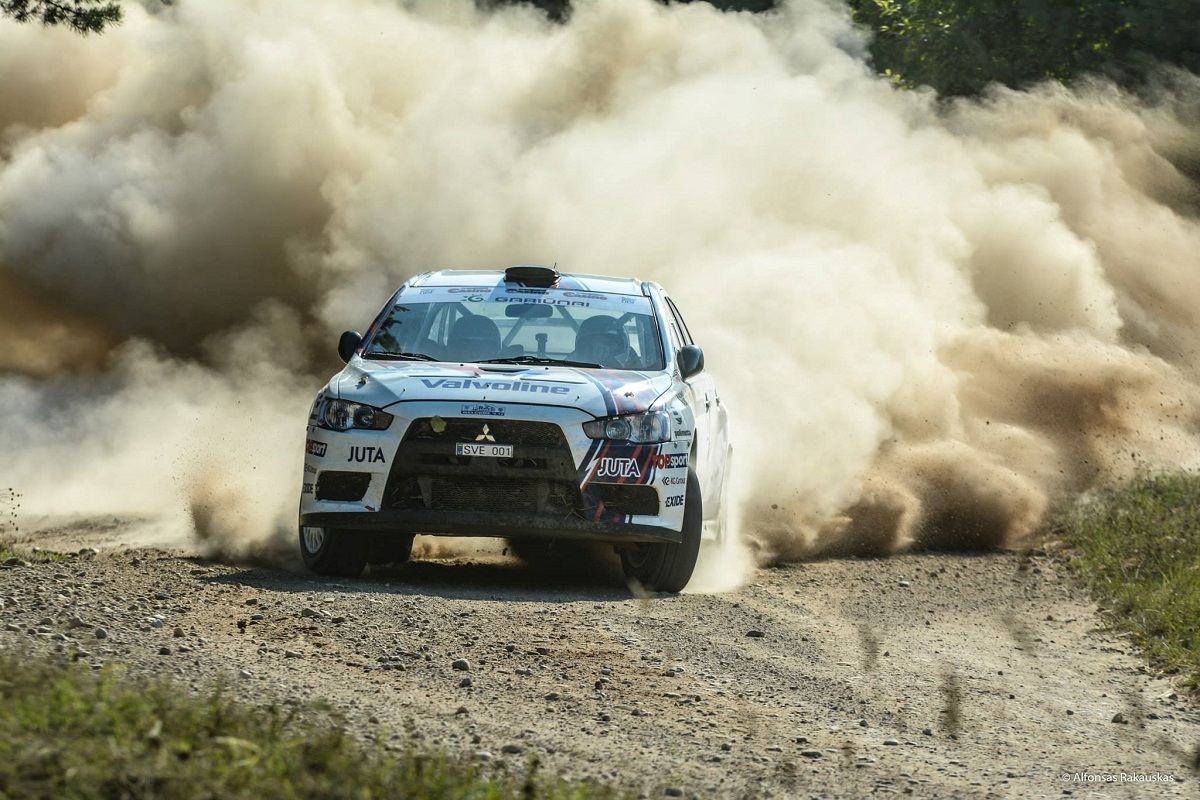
[446,314,501,362]
[571,315,633,368]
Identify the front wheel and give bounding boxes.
[299,525,367,577]
[620,469,702,593]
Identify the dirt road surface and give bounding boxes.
[1,527,1196,799]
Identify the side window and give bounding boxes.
[664,297,694,346]
[662,311,683,353]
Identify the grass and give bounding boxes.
[0,489,68,564]
[1,488,18,538]
[0,648,616,800]
[1050,471,1200,693]
[0,541,69,564]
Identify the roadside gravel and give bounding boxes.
[1,539,1196,798]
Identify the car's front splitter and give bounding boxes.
[299,510,683,545]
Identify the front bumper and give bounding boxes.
[300,402,691,543]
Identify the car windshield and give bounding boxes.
[362,284,665,370]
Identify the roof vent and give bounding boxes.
[504,264,559,287]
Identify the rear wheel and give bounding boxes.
[366,532,415,567]
[507,537,559,567]
[508,538,619,582]
[620,468,702,593]
[711,445,732,548]
[299,525,367,577]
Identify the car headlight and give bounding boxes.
[583,411,672,443]
[318,399,394,431]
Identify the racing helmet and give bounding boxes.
[447,314,501,362]
[573,315,629,367]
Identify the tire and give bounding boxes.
[366,532,415,567]
[299,525,367,577]
[620,468,703,593]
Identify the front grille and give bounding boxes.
[435,477,537,511]
[384,418,583,517]
[591,484,659,516]
[316,471,371,502]
[387,475,580,514]
[404,418,565,447]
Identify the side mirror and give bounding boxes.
[337,330,363,363]
[678,344,704,379]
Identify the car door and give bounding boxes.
[662,294,722,502]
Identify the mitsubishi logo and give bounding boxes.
[475,424,496,442]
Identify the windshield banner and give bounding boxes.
[400,285,653,315]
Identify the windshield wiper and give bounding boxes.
[478,355,603,368]
[363,351,437,361]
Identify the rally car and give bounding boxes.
[298,265,730,592]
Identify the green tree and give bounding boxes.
[1,0,122,34]
[848,0,1200,96]
[1112,1,1200,77]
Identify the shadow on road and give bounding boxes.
[192,541,642,605]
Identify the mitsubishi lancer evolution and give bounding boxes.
[299,265,730,592]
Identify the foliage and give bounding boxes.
[0,647,614,800]
[847,0,1200,96]
[1050,472,1200,694]
[480,0,778,22]
[0,0,122,34]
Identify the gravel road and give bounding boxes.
[1,531,1196,799]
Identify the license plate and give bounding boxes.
[455,442,514,458]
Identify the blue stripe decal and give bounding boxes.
[581,372,619,417]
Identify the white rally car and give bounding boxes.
[299,265,730,592]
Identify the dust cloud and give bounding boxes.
[2,0,1199,583]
